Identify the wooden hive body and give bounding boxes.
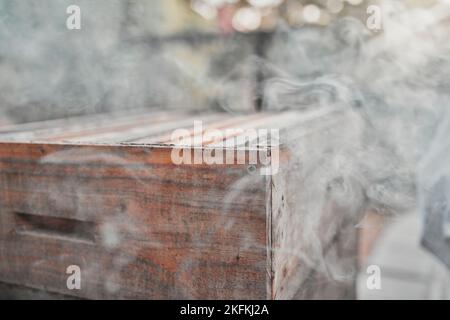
[0,108,358,299]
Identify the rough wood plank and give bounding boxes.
[0,143,269,299]
[270,110,360,300]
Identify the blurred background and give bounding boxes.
[1,0,450,299]
[0,0,383,123]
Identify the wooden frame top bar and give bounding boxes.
[0,107,342,147]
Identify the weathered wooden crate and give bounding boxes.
[0,108,358,299]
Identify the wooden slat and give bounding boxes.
[0,109,171,140]
[0,143,269,299]
[151,113,267,146]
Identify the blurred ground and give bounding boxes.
[358,212,450,299]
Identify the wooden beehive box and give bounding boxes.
[0,108,358,299]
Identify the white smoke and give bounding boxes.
[214,0,450,293]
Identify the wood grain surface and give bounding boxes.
[0,108,359,299]
[0,143,269,299]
